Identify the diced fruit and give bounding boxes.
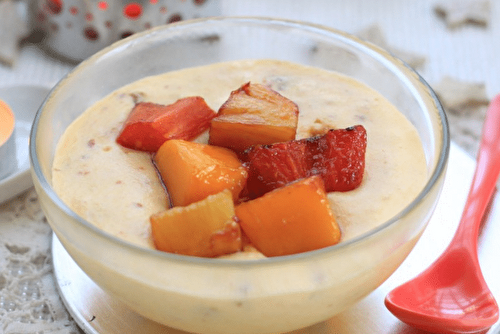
[307,125,367,192]
[154,139,248,207]
[117,97,216,152]
[243,125,367,198]
[243,139,309,199]
[235,176,341,257]
[151,189,242,257]
[208,82,299,152]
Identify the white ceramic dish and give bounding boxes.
[51,142,500,333]
[0,85,51,204]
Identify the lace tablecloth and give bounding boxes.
[0,189,82,333]
[1,0,499,333]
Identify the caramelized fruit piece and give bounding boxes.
[243,125,367,198]
[117,97,216,152]
[235,176,341,257]
[308,125,367,192]
[154,139,248,207]
[151,189,242,257]
[209,82,299,152]
[243,139,309,199]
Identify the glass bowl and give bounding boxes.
[30,17,449,334]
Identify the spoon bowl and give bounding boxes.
[385,94,500,333]
[387,247,498,333]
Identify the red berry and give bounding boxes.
[307,125,367,192]
[242,125,367,198]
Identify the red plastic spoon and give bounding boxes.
[385,94,500,334]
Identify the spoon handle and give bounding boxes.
[454,94,500,249]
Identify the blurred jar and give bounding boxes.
[29,0,221,62]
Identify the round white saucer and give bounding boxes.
[51,143,500,333]
[0,85,51,204]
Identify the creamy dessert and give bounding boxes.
[52,59,427,257]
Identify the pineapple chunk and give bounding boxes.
[209,82,299,152]
[150,189,242,257]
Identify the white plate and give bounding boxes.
[52,142,500,333]
[0,85,51,204]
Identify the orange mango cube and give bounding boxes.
[154,139,247,207]
[235,176,341,257]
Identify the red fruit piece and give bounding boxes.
[243,125,367,198]
[243,140,309,199]
[308,125,367,192]
[116,97,216,152]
